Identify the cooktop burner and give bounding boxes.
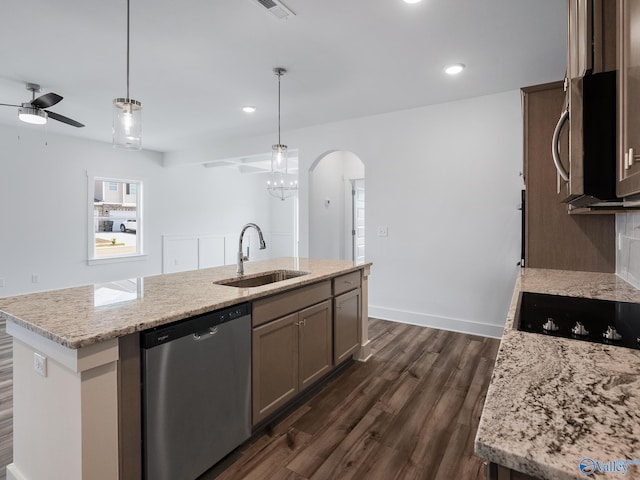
[516,292,640,351]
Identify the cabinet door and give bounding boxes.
[298,300,332,391]
[333,289,361,365]
[618,0,640,196]
[568,0,592,80]
[522,83,615,272]
[252,312,299,424]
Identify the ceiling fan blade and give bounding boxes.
[45,110,85,128]
[32,92,63,109]
[0,103,21,107]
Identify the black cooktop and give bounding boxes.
[516,292,640,351]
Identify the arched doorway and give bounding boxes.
[309,151,365,262]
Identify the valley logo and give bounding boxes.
[579,458,640,475]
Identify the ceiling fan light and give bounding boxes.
[18,107,47,125]
[113,98,142,150]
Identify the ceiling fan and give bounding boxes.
[0,83,84,128]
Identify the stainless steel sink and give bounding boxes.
[214,270,309,288]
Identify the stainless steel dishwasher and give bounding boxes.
[141,303,251,480]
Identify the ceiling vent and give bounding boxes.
[250,0,295,20]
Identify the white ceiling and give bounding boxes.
[0,0,567,153]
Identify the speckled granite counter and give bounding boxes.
[0,257,370,349]
[475,268,640,480]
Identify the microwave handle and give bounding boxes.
[551,108,570,182]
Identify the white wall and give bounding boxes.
[309,151,364,260]
[0,126,293,297]
[165,89,524,337]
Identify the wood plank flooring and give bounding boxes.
[202,319,500,480]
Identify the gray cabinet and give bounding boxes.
[332,271,362,364]
[617,0,640,197]
[298,301,333,390]
[333,288,361,365]
[252,312,299,424]
[251,271,365,425]
[251,282,333,425]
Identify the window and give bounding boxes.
[89,175,143,262]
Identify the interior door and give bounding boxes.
[352,179,365,264]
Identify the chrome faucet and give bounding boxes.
[237,223,266,274]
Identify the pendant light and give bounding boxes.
[267,67,298,201]
[112,0,142,150]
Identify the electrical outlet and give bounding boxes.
[0,278,4,288]
[377,226,388,237]
[31,274,39,284]
[33,352,47,377]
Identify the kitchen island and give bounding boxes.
[0,257,371,480]
[475,268,640,480]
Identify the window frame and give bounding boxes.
[87,172,146,265]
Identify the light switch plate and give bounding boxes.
[33,352,47,377]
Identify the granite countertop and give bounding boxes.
[475,268,640,480]
[0,257,369,349]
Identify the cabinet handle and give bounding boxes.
[344,280,354,285]
[296,319,306,327]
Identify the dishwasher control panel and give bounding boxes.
[141,302,251,348]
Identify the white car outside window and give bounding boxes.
[120,219,137,232]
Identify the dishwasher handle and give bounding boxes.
[193,326,219,340]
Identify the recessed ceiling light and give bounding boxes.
[242,106,257,113]
[403,0,422,3]
[445,63,465,75]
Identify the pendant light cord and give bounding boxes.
[126,0,130,100]
[277,70,281,146]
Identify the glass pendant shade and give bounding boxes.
[112,98,142,150]
[271,143,288,175]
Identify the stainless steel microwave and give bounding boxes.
[552,70,618,208]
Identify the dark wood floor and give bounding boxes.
[204,318,500,480]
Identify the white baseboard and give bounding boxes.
[368,306,504,339]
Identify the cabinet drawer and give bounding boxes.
[333,271,361,296]
[252,280,331,327]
